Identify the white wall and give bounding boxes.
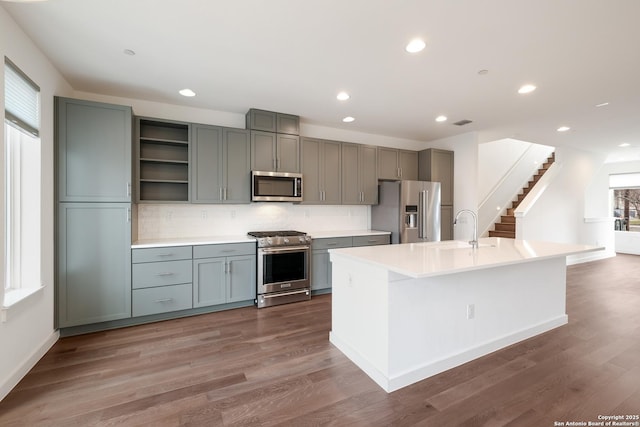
[517,146,614,261]
[0,6,73,400]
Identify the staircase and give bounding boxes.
[488,152,555,238]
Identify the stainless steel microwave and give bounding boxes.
[251,171,303,202]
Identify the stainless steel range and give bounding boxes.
[248,230,311,308]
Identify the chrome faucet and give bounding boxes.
[454,209,478,249]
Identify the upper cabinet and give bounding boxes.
[378,147,418,181]
[341,143,378,205]
[250,131,300,173]
[301,137,342,204]
[191,125,251,204]
[246,108,299,135]
[136,118,190,203]
[247,108,300,173]
[56,97,132,202]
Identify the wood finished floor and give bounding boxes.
[1,254,639,426]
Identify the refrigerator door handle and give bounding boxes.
[419,190,427,239]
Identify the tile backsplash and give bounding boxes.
[136,203,370,240]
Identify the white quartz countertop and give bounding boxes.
[329,237,604,278]
[307,229,391,239]
[132,235,255,249]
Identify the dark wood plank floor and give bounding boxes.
[1,254,639,426]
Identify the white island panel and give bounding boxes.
[329,238,602,393]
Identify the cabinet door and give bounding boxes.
[227,255,256,302]
[432,150,454,206]
[276,113,299,135]
[224,128,251,203]
[341,143,360,204]
[246,109,277,132]
[441,205,454,241]
[193,258,226,307]
[378,147,400,180]
[322,140,342,204]
[56,97,132,202]
[301,137,322,203]
[360,145,378,204]
[192,125,223,203]
[399,150,418,180]
[251,131,277,171]
[311,250,331,290]
[58,203,131,327]
[276,134,300,172]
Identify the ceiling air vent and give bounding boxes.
[453,119,473,126]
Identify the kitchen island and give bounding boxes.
[328,237,603,392]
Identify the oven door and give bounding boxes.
[257,245,309,294]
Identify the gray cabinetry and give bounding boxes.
[301,137,342,204]
[192,125,250,203]
[57,203,132,327]
[56,97,132,202]
[378,147,418,181]
[419,148,454,240]
[193,243,256,307]
[251,131,300,173]
[136,118,190,202]
[311,234,389,292]
[246,108,299,135]
[342,143,378,204]
[131,246,193,317]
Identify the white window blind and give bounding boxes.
[4,58,40,137]
[609,173,640,189]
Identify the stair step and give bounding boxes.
[507,208,515,215]
[495,223,515,232]
[501,215,515,223]
[489,230,515,238]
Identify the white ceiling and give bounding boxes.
[4,0,640,161]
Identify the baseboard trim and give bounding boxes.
[0,330,59,401]
[331,315,568,393]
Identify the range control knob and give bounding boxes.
[283,237,289,244]
[266,238,273,245]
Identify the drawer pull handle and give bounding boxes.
[367,239,378,243]
[157,253,174,257]
[221,250,235,253]
[326,242,338,246]
[154,298,173,303]
[157,272,174,276]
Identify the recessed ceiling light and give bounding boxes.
[337,92,350,101]
[405,39,426,53]
[557,126,570,132]
[619,143,631,147]
[518,84,537,94]
[179,88,196,97]
[123,49,136,56]
[596,102,610,107]
[342,116,355,123]
[435,115,447,122]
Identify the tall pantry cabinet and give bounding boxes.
[55,97,133,328]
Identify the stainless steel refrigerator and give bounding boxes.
[371,180,441,244]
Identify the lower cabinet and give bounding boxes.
[58,203,132,328]
[193,243,256,307]
[131,246,193,317]
[311,234,390,292]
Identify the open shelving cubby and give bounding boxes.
[137,118,190,202]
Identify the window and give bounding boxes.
[3,58,42,309]
[610,173,640,232]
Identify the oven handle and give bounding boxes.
[259,245,310,254]
[262,289,310,299]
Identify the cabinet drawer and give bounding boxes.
[132,260,192,289]
[132,246,192,263]
[132,283,193,317]
[193,242,255,259]
[352,234,390,247]
[312,237,352,251]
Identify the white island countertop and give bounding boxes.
[330,237,603,278]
